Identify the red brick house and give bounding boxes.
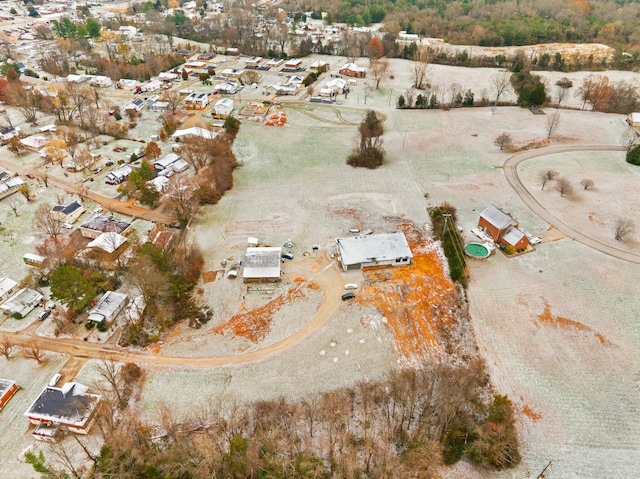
[339,63,366,78]
[0,379,19,410]
[478,205,529,251]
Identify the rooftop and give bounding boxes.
[479,204,515,230]
[243,247,282,279]
[24,382,101,428]
[335,232,413,266]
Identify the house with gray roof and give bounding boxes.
[335,231,412,271]
[242,247,282,282]
[24,382,101,438]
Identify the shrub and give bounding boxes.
[626,144,640,165]
[96,321,108,332]
[504,244,515,255]
[12,312,23,319]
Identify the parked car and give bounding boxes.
[26,173,35,179]
[38,310,51,321]
[105,161,114,167]
[45,301,56,310]
[282,253,294,260]
[62,222,73,230]
[344,283,358,290]
[48,373,61,386]
[94,206,103,213]
[529,236,542,245]
[93,167,102,174]
[342,292,356,301]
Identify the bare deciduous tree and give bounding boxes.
[411,47,430,90]
[8,197,22,217]
[0,336,15,359]
[34,203,62,242]
[494,132,513,151]
[555,177,573,197]
[580,178,594,190]
[96,359,125,408]
[491,72,511,108]
[620,127,637,152]
[24,343,46,364]
[370,59,389,90]
[545,110,562,139]
[615,218,634,241]
[538,169,558,190]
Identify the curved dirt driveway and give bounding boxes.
[503,143,640,264]
[0,260,344,368]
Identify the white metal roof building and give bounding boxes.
[0,277,17,305]
[87,291,128,324]
[0,288,44,317]
[335,232,413,271]
[242,247,282,282]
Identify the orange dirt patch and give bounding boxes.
[202,271,218,283]
[523,405,542,421]
[588,212,604,226]
[148,342,163,354]
[264,110,287,126]
[211,283,307,343]
[537,301,589,331]
[358,224,458,361]
[536,301,607,344]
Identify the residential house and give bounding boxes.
[66,74,89,83]
[158,71,180,82]
[0,176,24,200]
[339,63,366,78]
[20,135,48,151]
[309,60,328,72]
[87,291,128,324]
[245,56,262,66]
[266,82,298,96]
[105,165,133,185]
[116,79,140,90]
[87,232,128,255]
[0,126,20,144]
[0,288,43,317]
[171,127,219,142]
[242,247,282,282]
[225,47,239,56]
[184,92,210,110]
[24,382,101,438]
[265,58,284,68]
[0,379,19,411]
[626,112,640,127]
[147,176,170,193]
[153,153,189,172]
[185,61,207,69]
[212,98,234,118]
[477,204,529,251]
[89,75,112,88]
[124,98,145,113]
[198,51,216,61]
[335,232,413,271]
[284,58,302,68]
[213,81,239,95]
[0,277,17,305]
[51,200,85,224]
[79,214,132,239]
[220,68,244,79]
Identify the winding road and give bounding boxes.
[503,143,640,264]
[0,257,344,369]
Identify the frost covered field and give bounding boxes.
[1,52,640,478]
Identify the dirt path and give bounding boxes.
[503,143,640,263]
[0,158,172,224]
[0,260,343,368]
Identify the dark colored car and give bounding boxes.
[341,292,355,301]
[282,253,294,260]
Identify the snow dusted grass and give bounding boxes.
[0,354,68,479]
[138,308,397,424]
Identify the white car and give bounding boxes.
[529,236,542,245]
[62,222,73,230]
[344,283,359,290]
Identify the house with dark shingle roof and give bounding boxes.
[51,200,85,224]
[24,382,101,438]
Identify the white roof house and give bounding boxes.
[147,176,170,193]
[0,176,24,200]
[87,291,128,324]
[335,232,413,271]
[0,288,44,317]
[172,127,219,141]
[116,79,140,90]
[89,75,112,87]
[0,277,17,305]
[153,153,179,170]
[21,135,48,151]
[87,232,128,254]
[212,98,233,117]
[242,247,282,282]
[266,58,284,67]
[213,81,239,94]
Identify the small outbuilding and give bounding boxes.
[0,277,17,305]
[335,231,413,271]
[0,379,19,411]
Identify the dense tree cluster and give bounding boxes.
[347,110,385,168]
[27,361,520,478]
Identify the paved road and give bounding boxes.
[0,258,344,368]
[0,157,172,224]
[503,143,640,264]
